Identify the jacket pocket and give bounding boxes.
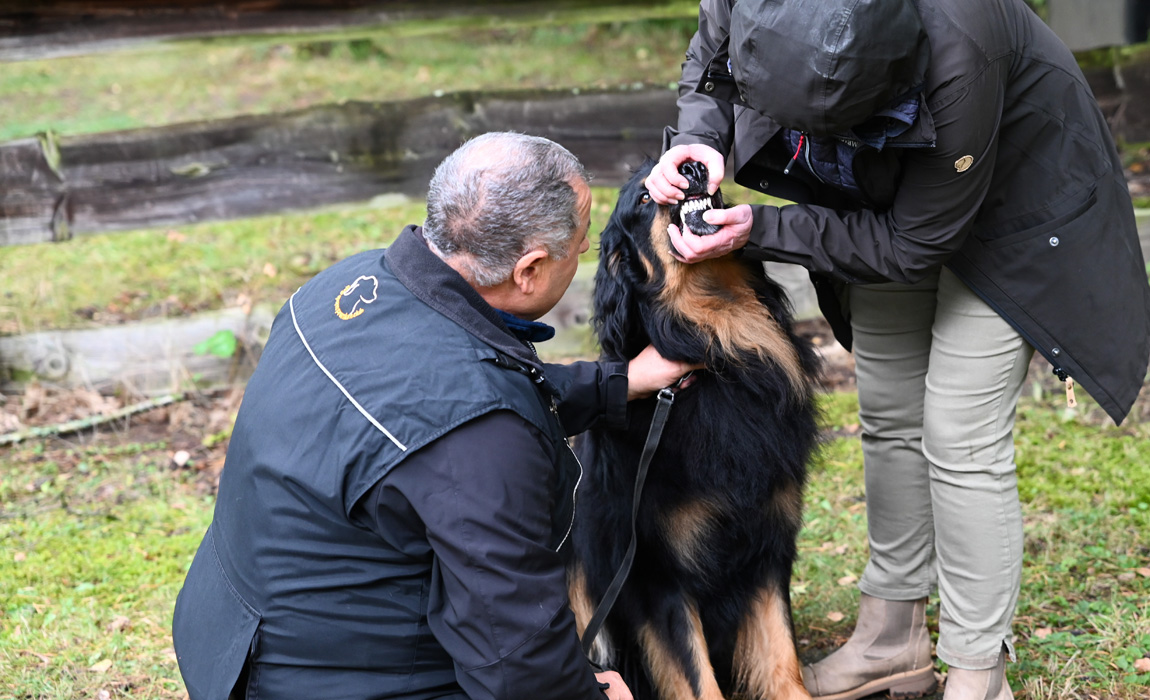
[172,526,261,700]
[975,186,1097,249]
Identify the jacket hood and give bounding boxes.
[730,0,930,136]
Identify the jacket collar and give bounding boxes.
[385,225,552,381]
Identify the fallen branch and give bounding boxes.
[0,393,184,447]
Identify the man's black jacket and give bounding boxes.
[173,226,626,700]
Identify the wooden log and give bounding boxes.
[0,306,275,397]
[0,0,698,62]
[0,87,679,246]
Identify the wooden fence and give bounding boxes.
[0,88,678,246]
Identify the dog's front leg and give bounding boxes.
[732,585,811,700]
[637,593,724,700]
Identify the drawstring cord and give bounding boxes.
[783,133,805,176]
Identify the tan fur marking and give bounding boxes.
[733,590,810,700]
[568,566,594,639]
[640,605,725,700]
[768,479,804,532]
[569,565,613,666]
[651,209,810,396]
[662,500,718,576]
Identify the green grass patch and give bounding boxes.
[2,391,1147,697]
[1,441,212,699]
[0,182,786,335]
[1,20,698,142]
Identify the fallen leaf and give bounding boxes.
[97,690,111,700]
[166,230,186,242]
[89,659,113,673]
[845,423,860,434]
[1134,657,1150,673]
[834,544,849,555]
[826,611,844,622]
[171,450,191,468]
[263,262,278,278]
[1034,627,1053,639]
[1118,572,1136,582]
[106,616,131,633]
[837,574,858,586]
[1136,568,1150,579]
[14,552,26,562]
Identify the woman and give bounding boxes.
[645,0,1150,698]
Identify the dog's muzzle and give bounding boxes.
[669,160,725,236]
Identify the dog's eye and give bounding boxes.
[640,193,651,204]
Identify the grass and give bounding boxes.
[2,389,1148,698]
[0,181,786,335]
[1,439,213,699]
[0,20,698,143]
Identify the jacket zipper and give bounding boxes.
[526,341,583,553]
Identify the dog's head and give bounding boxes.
[593,159,726,362]
[593,160,811,392]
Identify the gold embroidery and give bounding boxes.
[334,275,379,320]
[955,155,974,172]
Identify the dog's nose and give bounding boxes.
[676,160,708,188]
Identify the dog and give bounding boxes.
[566,159,821,700]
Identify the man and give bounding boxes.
[644,0,1150,698]
[173,132,694,700]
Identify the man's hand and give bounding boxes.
[595,670,634,700]
[645,144,725,205]
[626,344,703,400]
[668,204,753,264]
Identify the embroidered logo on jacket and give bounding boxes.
[335,275,379,320]
[955,155,974,172]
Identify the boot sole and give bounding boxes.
[811,666,938,700]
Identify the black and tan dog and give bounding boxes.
[567,160,820,700]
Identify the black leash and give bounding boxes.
[580,376,686,657]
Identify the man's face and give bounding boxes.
[527,179,592,320]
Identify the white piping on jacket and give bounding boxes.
[289,291,407,452]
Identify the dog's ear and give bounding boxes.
[592,224,644,362]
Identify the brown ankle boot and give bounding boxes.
[942,649,1013,700]
[802,594,937,700]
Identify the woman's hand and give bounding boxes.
[645,144,726,205]
[667,204,754,264]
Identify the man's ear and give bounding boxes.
[511,248,550,295]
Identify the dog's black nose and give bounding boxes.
[677,160,709,191]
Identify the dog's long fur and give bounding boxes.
[568,161,821,700]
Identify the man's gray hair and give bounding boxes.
[423,132,589,287]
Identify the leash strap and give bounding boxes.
[580,386,677,657]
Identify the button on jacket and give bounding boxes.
[665,0,1150,423]
[173,226,626,700]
